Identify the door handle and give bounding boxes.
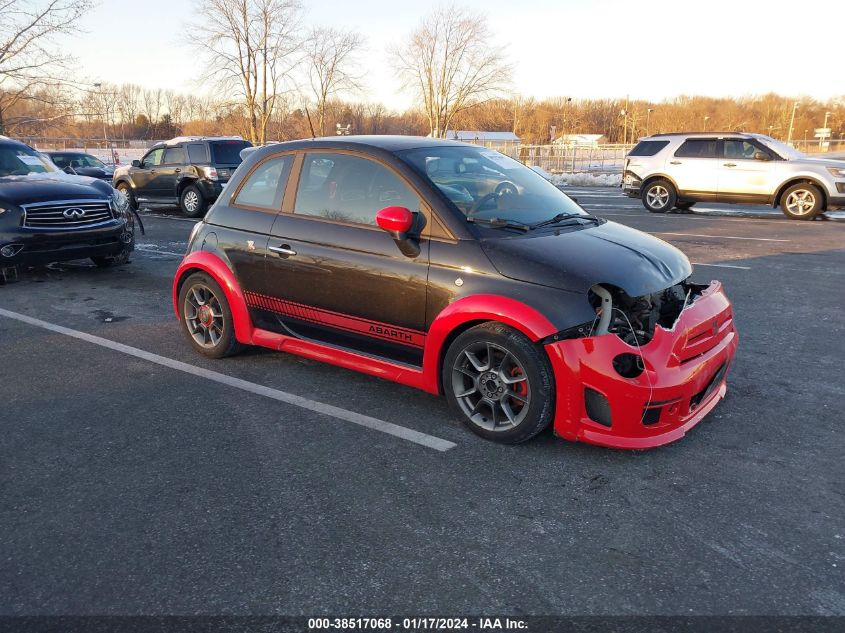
[269,244,297,257]
[723,163,737,167]
[669,160,682,165]
[174,168,181,173]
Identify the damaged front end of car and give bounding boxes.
[544,279,738,449]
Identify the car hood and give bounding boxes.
[481,220,692,297]
[791,157,845,167]
[0,172,113,205]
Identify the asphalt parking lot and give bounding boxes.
[1,187,843,616]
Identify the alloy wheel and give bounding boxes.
[183,283,225,348]
[183,190,200,214]
[785,189,816,216]
[451,341,531,431]
[646,185,669,209]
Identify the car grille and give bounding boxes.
[23,199,114,229]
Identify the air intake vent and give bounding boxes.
[584,388,612,427]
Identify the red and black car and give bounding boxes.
[172,136,738,448]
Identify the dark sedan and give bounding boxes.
[45,151,115,182]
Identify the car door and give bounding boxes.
[132,147,165,198]
[158,145,186,202]
[215,152,297,311]
[665,138,720,196]
[257,151,430,366]
[717,138,778,201]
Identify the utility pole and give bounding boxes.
[820,111,831,150]
[787,101,799,143]
[703,116,710,132]
[646,108,653,136]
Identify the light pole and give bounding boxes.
[820,111,832,150]
[562,96,572,142]
[786,101,799,143]
[620,109,627,145]
[703,116,710,132]
[646,108,653,136]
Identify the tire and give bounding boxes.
[780,182,823,220]
[180,184,207,218]
[674,201,695,211]
[178,271,243,359]
[442,322,555,444]
[115,182,137,211]
[642,179,676,213]
[91,233,134,268]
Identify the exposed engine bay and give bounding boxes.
[588,281,708,346]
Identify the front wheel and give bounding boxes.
[115,182,137,211]
[780,183,823,220]
[442,323,555,444]
[642,179,676,213]
[178,272,243,358]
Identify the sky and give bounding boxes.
[59,0,842,110]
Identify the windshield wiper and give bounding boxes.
[531,212,603,229]
[466,216,531,232]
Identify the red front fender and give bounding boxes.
[172,251,255,345]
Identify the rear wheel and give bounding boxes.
[178,272,243,358]
[180,184,207,218]
[642,179,676,213]
[780,183,823,220]
[442,323,554,444]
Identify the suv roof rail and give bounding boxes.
[164,135,246,145]
[648,131,752,138]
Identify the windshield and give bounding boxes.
[0,144,57,176]
[397,145,584,225]
[210,140,252,165]
[754,135,805,160]
[52,154,106,169]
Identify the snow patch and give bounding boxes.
[549,172,622,188]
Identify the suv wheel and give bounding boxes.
[178,272,243,358]
[642,179,676,213]
[781,183,823,220]
[442,323,554,444]
[116,182,137,211]
[180,185,207,218]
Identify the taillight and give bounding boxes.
[201,166,219,181]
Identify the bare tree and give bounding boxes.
[391,5,511,138]
[0,0,93,134]
[302,26,364,136]
[194,0,302,144]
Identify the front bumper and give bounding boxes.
[0,221,131,267]
[545,281,738,449]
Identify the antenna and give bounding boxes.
[304,106,316,139]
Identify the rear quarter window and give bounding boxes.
[187,143,209,163]
[628,140,670,157]
[233,154,293,210]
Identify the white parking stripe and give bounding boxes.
[0,308,457,453]
[655,232,790,242]
[691,262,752,270]
[135,245,185,258]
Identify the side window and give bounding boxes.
[141,148,164,168]
[163,146,185,165]
[187,143,208,163]
[234,154,293,210]
[51,155,68,168]
[724,139,769,160]
[674,139,718,158]
[628,140,670,157]
[294,153,419,226]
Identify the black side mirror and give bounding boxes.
[132,160,141,168]
[753,151,770,161]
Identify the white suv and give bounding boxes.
[622,133,845,220]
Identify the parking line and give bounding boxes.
[0,308,457,453]
[135,245,185,258]
[691,262,752,270]
[655,232,790,242]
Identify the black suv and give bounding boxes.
[113,136,252,217]
[0,136,135,281]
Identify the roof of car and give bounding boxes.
[252,135,469,154]
[647,132,755,139]
[44,150,91,155]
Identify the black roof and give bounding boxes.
[269,135,466,152]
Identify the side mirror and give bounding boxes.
[132,159,141,168]
[376,206,421,257]
[376,206,415,240]
[753,151,770,161]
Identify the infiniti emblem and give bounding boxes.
[63,207,86,219]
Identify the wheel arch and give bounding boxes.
[774,177,828,210]
[173,251,254,345]
[113,176,134,190]
[177,176,199,196]
[641,173,680,193]
[422,295,558,395]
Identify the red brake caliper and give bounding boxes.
[509,366,527,410]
